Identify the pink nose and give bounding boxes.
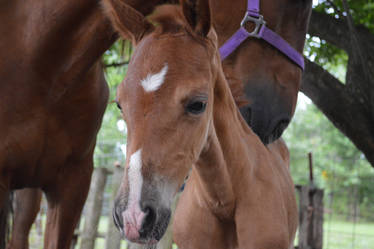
[122,204,146,241]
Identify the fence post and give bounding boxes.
[297,185,324,249]
[0,194,10,249]
[80,168,108,249]
[70,218,81,249]
[105,163,123,249]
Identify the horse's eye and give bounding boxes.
[116,101,122,110]
[186,100,207,115]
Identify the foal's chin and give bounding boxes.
[113,193,172,244]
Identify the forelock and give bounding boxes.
[149,5,187,35]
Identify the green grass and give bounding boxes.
[24,214,374,249]
[323,219,374,249]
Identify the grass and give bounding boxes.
[23,214,374,249]
[323,219,374,249]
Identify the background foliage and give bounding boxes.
[284,98,374,221]
[307,0,374,71]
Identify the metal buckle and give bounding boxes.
[240,12,266,38]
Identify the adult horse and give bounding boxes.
[0,0,159,248]
[3,0,311,247]
[214,0,312,144]
[103,1,298,248]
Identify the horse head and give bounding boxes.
[213,0,313,143]
[103,0,218,244]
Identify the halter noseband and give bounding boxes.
[219,0,305,70]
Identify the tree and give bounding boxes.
[94,41,131,168]
[302,0,374,168]
[283,101,374,220]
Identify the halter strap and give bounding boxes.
[219,0,305,70]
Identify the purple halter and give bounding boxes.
[219,0,305,70]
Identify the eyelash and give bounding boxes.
[116,101,122,111]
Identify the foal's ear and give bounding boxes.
[102,0,152,44]
[181,0,211,37]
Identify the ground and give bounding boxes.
[24,215,374,249]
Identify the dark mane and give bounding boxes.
[149,3,216,53]
[149,4,186,35]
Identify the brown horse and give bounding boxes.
[103,0,298,248]
[0,0,113,247]
[0,0,161,248]
[215,0,312,143]
[3,0,311,247]
[6,190,41,249]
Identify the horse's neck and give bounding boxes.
[194,67,260,217]
[0,0,116,91]
[194,128,236,217]
[209,0,246,47]
[29,0,116,79]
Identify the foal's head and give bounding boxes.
[103,0,217,244]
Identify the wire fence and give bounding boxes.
[322,190,374,249]
[5,142,374,249]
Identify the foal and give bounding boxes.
[104,0,297,248]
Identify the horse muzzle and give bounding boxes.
[240,78,295,144]
[113,198,171,244]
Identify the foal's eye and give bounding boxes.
[185,99,207,115]
[116,101,122,111]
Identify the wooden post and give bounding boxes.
[308,152,314,185]
[80,168,108,249]
[297,185,324,249]
[296,153,324,249]
[0,193,10,249]
[105,163,123,249]
[70,218,81,249]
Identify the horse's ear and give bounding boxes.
[102,0,153,45]
[181,0,211,37]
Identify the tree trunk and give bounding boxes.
[302,9,374,168]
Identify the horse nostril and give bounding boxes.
[239,105,252,126]
[112,207,123,233]
[139,205,157,237]
[272,119,290,140]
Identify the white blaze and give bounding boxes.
[127,149,143,208]
[141,64,168,92]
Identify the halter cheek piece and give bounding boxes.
[219,0,305,70]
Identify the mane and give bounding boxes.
[149,4,193,36]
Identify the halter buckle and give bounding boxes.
[240,12,266,38]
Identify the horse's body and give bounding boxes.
[6,189,41,249]
[174,138,295,248]
[103,1,298,248]
[2,0,311,247]
[0,0,116,247]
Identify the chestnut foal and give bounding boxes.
[103,0,297,248]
